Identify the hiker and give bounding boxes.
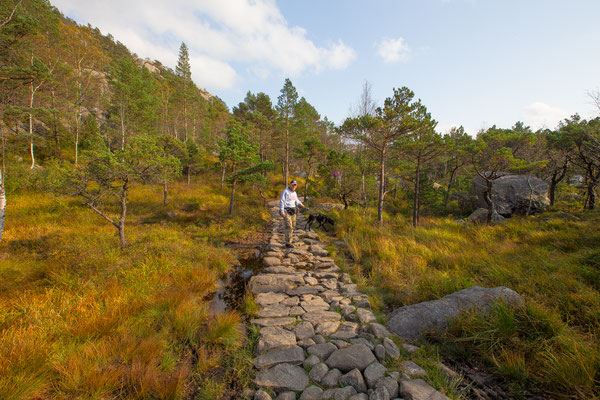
[279,180,305,248]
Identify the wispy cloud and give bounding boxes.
[520,102,569,130]
[52,0,356,90]
[375,37,412,63]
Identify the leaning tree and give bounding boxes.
[57,135,180,247]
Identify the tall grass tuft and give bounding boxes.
[205,311,243,349]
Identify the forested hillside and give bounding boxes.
[1,0,600,399]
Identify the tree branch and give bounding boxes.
[85,202,118,229]
[0,0,23,28]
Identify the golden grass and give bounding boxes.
[0,177,268,399]
[333,207,600,398]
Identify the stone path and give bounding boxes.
[249,203,451,400]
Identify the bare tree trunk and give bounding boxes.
[51,89,60,152]
[377,149,385,223]
[484,179,495,223]
[587,176,597,210]
[549,173,558,206]
[549,160,568,206]
[120,105,126,150]
[412,156,421,227]
[192,117,196,142]
[0,128,6,241]
[0,0,23,28]
[258,189,267,208]
[303,168,311,203]
[184,97,188,142]
[74,109,80,165]
[361,170,367,216]
[118,179,128,248]
[29,83,35,169]
[444,166,459,208]
[163,179,168,206]
[0,175,5,241]
[229,177,237,215]
[220,162,226,190]
[187,168,191,185]
[285,120,289,185]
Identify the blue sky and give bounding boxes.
[52,0,600,134]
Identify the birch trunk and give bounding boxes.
[0,173,6,241]
[377,149,385,223]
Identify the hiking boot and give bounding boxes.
[285,244,294,249]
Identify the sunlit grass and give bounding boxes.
[334,206,600,398]
[0,177,267,398]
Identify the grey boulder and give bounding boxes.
[387,286,523,339]
[471,173,549,216]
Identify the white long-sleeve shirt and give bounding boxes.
[279,187,303,215]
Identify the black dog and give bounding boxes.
[305,213,334,231]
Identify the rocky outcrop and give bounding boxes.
[471,174,549,216]
[387,286,524,339]
[251,203,452,400]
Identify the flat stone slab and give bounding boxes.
[254,346,305,370]
[302,311,341,324]
[387,286,524,339]
[251,317,296,327]
[250,274,305,294]
[287,286,320,296]
[401,361,427,377]
[257,304,291,318]
[255,292,289,306]
[263,257,282,267]
[256,327,297,354]
[263,266,299,274]
[400,379,451,400]
[325,344,377,372]
[314,320,340,336]
[330,322,359,340]
[309,246,329,257]
[255,363,309,392]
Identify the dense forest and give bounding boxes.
[1,0,600,399]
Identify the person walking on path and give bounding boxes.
[279,180,305,248]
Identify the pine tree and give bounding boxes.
[175,42,191,81]
[276,78,298,185]
[175,42,192,141]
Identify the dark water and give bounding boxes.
[209,250,262,313]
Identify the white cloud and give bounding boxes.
[51,0,355,90]
[376,37,412,63]
[520,102,569,130]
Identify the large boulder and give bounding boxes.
[387,286,523,339]
[471,174,549,216]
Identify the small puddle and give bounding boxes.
[209,249,263,313]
